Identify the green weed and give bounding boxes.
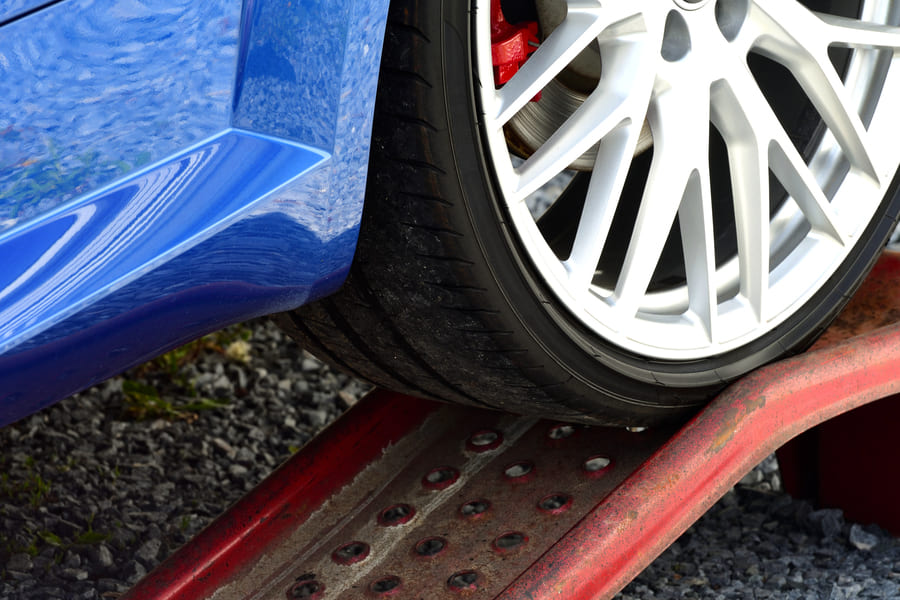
[118,324,253,421]
[74,513,109,545]
[37,530,63,547]
[0,458,52,507]
[121,379,227,421]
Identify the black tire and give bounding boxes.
[275,0,900,425]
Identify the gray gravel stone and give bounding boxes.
[300,358,321,373]
[850,524,881,551]
[809,507,845,538]
[61,568,89,581]
[128,561,148,585]
[94,544,114,568]
[6,554,32,572]
[228,464,249,477]
[134,538,162,566]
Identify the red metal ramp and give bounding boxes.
[124,254,900,600]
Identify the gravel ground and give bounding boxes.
[1,319,899,599]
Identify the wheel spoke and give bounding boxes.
[678,168,717,342]
[815,13,900,50]
[768,141,846,243]
[563,120,642,290]
[513,37,655,200]
[611,82,708,323]
[780,53,878,181]
[611,173,686,324]
[711,77,771,322]
[718,59,846,242]
[749,0,879,180]
[731,146,770,323]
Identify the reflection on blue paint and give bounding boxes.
[0,129,327,353]
[0,0,239,233]
[233,0,350,148]
[0,0,391,426]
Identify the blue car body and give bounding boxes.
[0,0,391,426]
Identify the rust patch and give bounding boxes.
[709,394,767,455]
[648,473,682,497]
[814,251,900,349]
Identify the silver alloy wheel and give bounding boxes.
[475,0,900,359]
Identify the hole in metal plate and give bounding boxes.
[423,466,460,490]
[288,574,323,599]
[378,503,415,526]
[582,455,612,476]
[538,493,573,514]
[370,575,402,595]
[448,570,479,591]
[504,461,534,481]
[492,531,528,552]
[467,429,503,452]
[547,424,576,440]
[460,499,491,519]
[332,541,370,566]
[414,536,447,558]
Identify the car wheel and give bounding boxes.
[277,0,900,425]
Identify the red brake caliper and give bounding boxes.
[490,0,541,100]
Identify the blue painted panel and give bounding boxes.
[0,0,392,427]
[231,0,394,150]
[0,0,240,233]
[233,0,347,148]
[0,211,358,427]
[0,129,327,353]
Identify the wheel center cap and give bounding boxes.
[672,0,712,10]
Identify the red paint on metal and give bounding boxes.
[176,405,663,598]
[497,321,900,599]
[121,390,438,600]
[490,0,541,93]
[779,396,900,535]
[780,251,900,534]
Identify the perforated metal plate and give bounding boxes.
[217,406,668,599]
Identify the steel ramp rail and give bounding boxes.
[123,253,900,600]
